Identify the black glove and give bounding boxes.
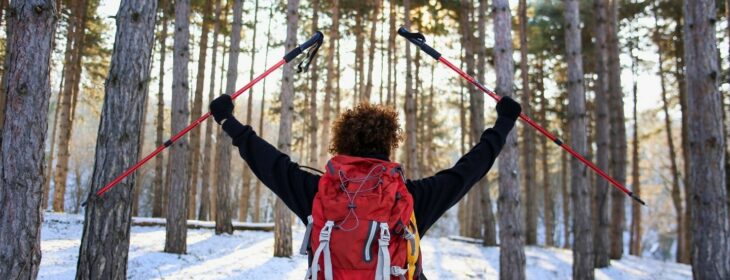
[496,96,522,121]
[209,94,234,125]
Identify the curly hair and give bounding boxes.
[329,103,403,158]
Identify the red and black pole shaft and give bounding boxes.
[398,27,646,206]
[83,31,324,206]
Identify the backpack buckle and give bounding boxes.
[320,220,335,241]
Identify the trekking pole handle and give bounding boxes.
[284,31,324,62]
[397,27,441,60]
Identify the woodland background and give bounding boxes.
[0,0,728,279]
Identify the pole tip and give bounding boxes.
[629,192,647,206]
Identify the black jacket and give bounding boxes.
[220,115,515,236]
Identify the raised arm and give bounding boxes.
[210,95,319,222]
[406,97,521,235]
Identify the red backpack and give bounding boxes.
[300,155,422,280]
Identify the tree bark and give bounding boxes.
[43,69,65,210]
[239,0,261,223]
[199,0,222,221]
[683,0,730,278]
[628,30,641,257]
[607,0,626,260]
[564,0,594,278]
[153,4,169,218]
[164,0,191,254]
[254,4,274,223]
[307,0,318,167]
[74,1,156,278]
[319,0,338,168]
[562,137,570,249]
[673,16,692,263]
[403,0,418,179]
[537,60,555,247]
[274,0,300,257]
[187,0,213,220]
[53,0,88,212]
[518,0,537,246]
[493,0,526,278]
[592,0,611,267]
[362,1,380,102]
[654,9,684,261]
[0,1,56,278]
[215,0,242,234]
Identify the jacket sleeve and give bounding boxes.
[406,116,516,236]
[221,117,320,223]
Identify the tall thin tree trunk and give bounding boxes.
[562,136,570,249]
[254,4,274,223]
[655,8,684,261]
[53,0,88,212]
[403,0,418,178]
[673,17,692,263]
[215,0,242,234]
[493,0,526,278]
[628,32,642,256]
[75,1,156,278]
[307,0,318,167]
[0,1,56,278]
[44,70,66,210]
[274,0,300,257]
[164,0,191,254]
[607,0,626,259]
[238,0,260,223]
[592,0,611,267]
[362,1,380,102]
[538,60,555,247]
[187,0,213,220]
[564,0,593,278]
[199,0,223,221]
[683,0,730,278]
[518,0,536,245]
[319,0,338,167]
[389,0,397,109]
[153,4,169,218]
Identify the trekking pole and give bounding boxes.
[397,27,646,206]
[83,31,324,206]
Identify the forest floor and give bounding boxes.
[38,213,691,280]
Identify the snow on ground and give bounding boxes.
[39,213,691,280]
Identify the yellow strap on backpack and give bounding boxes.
[406,213,421,280]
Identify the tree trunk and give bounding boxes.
[493,0,526,278]
[592,0,611,267]
[628,32,641,257]
[353,10,363,103]
[153,4,169,218]
[164,0,191,254]
[673,17,692,263]
[0,1,56,278]
[44,71,65,210]
[254,4,275,223]
[403,0,418,179]
[562,138,570,249]
[564,0,593,278]
[53,0,88,212]
[74,1,156,278]
[187,0,212,220]
[537,60,555,247]
[274,0,300,257]
[308,0,318,167]
[199,0,223,221]
[654,9,684,261]
[238,0,260,223]
[518,0,537,246]
[683,0,730,278]
[362,1,380,102]
[319,0,338,168]
[607,0,626,260]
[215,0,242,234]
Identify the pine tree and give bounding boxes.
[683,0,730,277]
[564,0,593,277]
[153,3,169,218]
[0,1,56,278]
[403,0,418,179]
[592,0,611,267]
[493,0,526,278]
[319,0,339,168]
[519,0,537,245]
[75,1,157,278]
[165,0,191,254]
[274,0,300,257]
